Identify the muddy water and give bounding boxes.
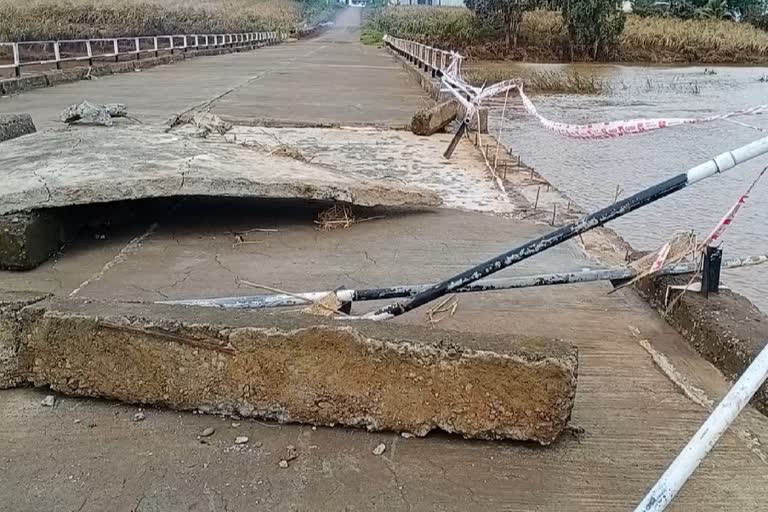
[495,63,768,312]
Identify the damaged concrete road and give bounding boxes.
[0,125,441,216]
[1,294,577,444]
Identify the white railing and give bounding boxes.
[383,34,462,78]
[0,31,283,78]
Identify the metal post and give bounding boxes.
[135,38,140,60]
[154,37,159,57]
[54,41,61,70]
[13,43,20,77]
[85,40,93,66]
[367,135,768,320]
[701,246,723,298]
[169,36,174,54]
[113,39,119,62]
[159,254,768,310]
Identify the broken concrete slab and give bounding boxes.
[0,126,441,217]
[0,291,48,389]
[411,99,458,136]
[0,113,36,142]
[10,297,577,444]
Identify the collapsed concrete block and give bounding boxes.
[411,100,458,136]
[0,291,48,388]
[14,298,578,444]
[0,113,36,142]
[0,211,65,270]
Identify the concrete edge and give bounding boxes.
[0,42,279,97]
[383,42,442,101]
[634,274,768,414]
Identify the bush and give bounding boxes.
[563,0,626,59]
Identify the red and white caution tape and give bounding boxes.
[703,166,766,246]
[518,86,768,140]
[438,48,768,141]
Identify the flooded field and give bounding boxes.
[494,63,768,312]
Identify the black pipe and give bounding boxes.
[373,173,690,318]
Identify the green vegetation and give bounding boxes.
[0,0,316,42]
[365,6,768,62]
[464,65,612,93]
[360,27,385,45]
[562,0,625,59]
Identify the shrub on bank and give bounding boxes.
[366,6,768,63]
[0,0,302,42]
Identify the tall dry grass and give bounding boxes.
[0,0,301,42]
[366,6,768,63]
[622,16,768,62]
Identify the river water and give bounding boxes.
[494,63,768,312]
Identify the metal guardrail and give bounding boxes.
[0,31,283,78]
[383,34,462,79]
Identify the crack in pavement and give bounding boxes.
[168,44,329,129]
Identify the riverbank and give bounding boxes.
[365,7,768,65]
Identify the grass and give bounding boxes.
[365,6,768,63]
[360,27,384,45]
[0,0,303,42]
[464,65,612,94]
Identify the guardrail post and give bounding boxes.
[169,35,174,54]
[13,42,21,77]
[54,41,61,70]
[135,38,141,60]
[86,40,93,67]
[113,39,119,62]
[154,37,159,57]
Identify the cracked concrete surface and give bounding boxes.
[0,125,441,216]
[196,126,516,214]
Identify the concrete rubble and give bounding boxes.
[0,113,36,142]
[1,296,578,444]
[59,101,127,126]
[411,99,458,136]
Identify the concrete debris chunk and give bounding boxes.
[132,411,146,422]
[0,113,36,143]
[411,100,458,136]
[372,443,386,456]
[8,297,578,444]
[59,101,127,126]
[191,111,232,137]
[41,395,56,407]
[234,436,249,445]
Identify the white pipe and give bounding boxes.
[635,340,768,512]
[686,137,768,183]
